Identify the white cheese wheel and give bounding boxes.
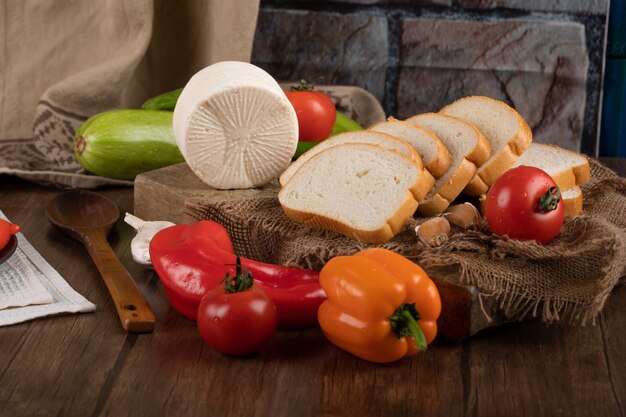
[173,61,299,189]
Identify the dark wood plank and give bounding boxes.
[0,177,131,416]
[591,157,626,415]
[599,284,626,416]
[94,324,470,417]
[464,318,623,416]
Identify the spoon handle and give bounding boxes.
[84,229,155,333]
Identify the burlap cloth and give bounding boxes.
[0,0,260,188]
[187,159,626,325]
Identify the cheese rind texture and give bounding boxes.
[173,61,298,189]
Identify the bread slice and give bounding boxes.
[279,131,434,201]
[562,186,583,217]
[439,96,533,196]
[369,118,452,178]
[406,113,491,216]
[511,143,590,190]
[278,143,420,244]
[479,185,583,217]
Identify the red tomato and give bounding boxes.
[485,166,564,244]
[285,90,336,142]
[197,280,277,356]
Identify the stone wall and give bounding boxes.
[251,0,609,154]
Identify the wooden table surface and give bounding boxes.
[0,159,624,417]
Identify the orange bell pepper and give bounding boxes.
[318,248,441,363]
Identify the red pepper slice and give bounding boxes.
[149,221,326,328]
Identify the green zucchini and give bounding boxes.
[74,110,184,180]
[141,88,183,111]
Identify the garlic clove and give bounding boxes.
[124,213,175,267]
[124,213,146,231]
[415,217,451,247]
[444,202,482,230]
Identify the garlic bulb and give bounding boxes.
[124,213,175,268]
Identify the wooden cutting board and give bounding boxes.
[134,162,509,340]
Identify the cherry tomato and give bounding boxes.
[285,87,336,142]
[485,166,564,244]
[197,258,277,356]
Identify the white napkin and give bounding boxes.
[0,248,54,309]
[0,210,95,326]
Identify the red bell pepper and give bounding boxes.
[149,221,326,328]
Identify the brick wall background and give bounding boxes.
[251,0,609,155]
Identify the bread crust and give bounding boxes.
[513,144,591,190]
[400,141,434,201]
[280,191,418,244]
[465,138,523,196]
[467,122,532,196]
[546,170,577,190]
[415,125,452,178]
[417,157,477,216]
[412,169,436,202]
[563,186,583,217]
[440,96,533,197]
[573,163,591,185]
[373,117,453,179]
[278,142,422,243]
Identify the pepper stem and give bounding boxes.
[221,256,254,293]
[389,303,428,352]
[538,186,561,212]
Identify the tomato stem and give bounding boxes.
[538,186,561,212]
[389,303,427,352]
[290,77,324,92]
[222,256,254,293]
[291,79,314,91]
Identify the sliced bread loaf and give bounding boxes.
[279,131,434,202]
[278,143,420,244]
[439,96,533,196]
[511,143,590,190]
[406,113,491,216]
[369,118,452,178]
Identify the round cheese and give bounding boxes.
[173,61,298,189]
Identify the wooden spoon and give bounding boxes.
[46,190,155,333]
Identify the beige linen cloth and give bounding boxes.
[0,0,260,188]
